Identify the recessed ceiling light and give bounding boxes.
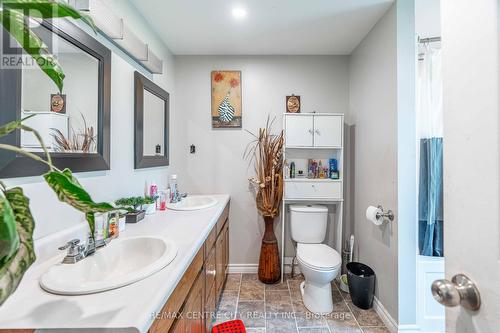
[232,7,247,20]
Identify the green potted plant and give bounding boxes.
[142,196,156,215]
[114,196,148,223]
[0,1,117,305]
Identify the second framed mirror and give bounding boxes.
[134,71,169,169]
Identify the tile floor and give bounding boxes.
[212,273,389,333]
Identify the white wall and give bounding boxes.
[4,0,183,240]
[416,0,441,38]
[349,3,399,321]
[175,55,349,266]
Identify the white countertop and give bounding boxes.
[0,194,230,333]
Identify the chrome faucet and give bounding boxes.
[59,234,110,264]
[58,239,86,264]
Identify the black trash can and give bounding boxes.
[346,262,375,310]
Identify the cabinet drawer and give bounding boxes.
[285,180,342,200]
[205,246,216,302]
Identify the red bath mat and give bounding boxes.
[212,319,246,333]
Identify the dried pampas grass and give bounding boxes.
[244,116,284,218]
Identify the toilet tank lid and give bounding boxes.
[290,205,328,213]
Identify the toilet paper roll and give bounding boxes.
[366,206,384,226]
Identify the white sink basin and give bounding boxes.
[40,237,177,295]
[167,195,218,211]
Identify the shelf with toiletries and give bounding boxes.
[284,153,342,181]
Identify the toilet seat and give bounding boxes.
[297,243,341,271]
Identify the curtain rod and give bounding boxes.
[419,37,441,43]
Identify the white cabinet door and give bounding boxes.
[285,115,313,147]
[313,115,342,147]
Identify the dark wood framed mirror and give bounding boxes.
[0,19,111,178]
[134,71,169,169]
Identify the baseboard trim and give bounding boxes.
[228,264,258,274]
[228,258,301,275]
[373,296,398,333]
[398,324,421,332]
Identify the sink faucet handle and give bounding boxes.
[58,239,80,251]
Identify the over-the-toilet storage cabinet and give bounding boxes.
[285,114,343,148]
[281,113,344,280]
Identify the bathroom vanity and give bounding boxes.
[149,201,230,333]
[0,195,230,333]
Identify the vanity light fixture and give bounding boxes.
[68,0,163,74]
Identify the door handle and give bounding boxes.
[431,274,481,311]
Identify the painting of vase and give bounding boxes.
[211,71,242,128]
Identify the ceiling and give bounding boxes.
[130,0,394,55]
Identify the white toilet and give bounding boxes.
[290,205,341,314]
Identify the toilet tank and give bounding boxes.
[290,205,328,243]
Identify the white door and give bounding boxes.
[313,115,342,147]
[432,1,500,331]
[285,115,313,147]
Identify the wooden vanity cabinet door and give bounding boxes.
[169,316,185,333]
[183,271,205,333]
[224,223,229,276]
[215,230,225,299]
[205,284,216,332]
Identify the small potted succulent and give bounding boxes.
[142,196,156,215]
[114,196,150,223]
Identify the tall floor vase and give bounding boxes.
[258,216,281,284]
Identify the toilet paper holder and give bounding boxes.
[377,205,395,222]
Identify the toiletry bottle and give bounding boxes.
[169,175,179,203]
[95,213,105,242]
[150,181,158,198]
[318,161,325,178]
[290,161,295,178]
[159,191,167,211]
[308,159,314,178]
[329,158,339,179]
[108,211,119,238]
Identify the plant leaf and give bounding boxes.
[2,0,97,33]
[0,115,35,139]
[0,7,65,91]
[0,187,36,306]
[0,197,19,266]
[85,212,94,239]
[43,169,116,234]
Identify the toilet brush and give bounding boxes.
[339,235,354,293]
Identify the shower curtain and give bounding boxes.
[417,44,444,257]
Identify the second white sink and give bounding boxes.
[40,236,177,295]
[167,195,218,211]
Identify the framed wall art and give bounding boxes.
[211,71,242,128]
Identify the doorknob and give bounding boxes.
[431,274,481,311]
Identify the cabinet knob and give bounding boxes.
[315,129,320,135]
[308,129,314,134]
